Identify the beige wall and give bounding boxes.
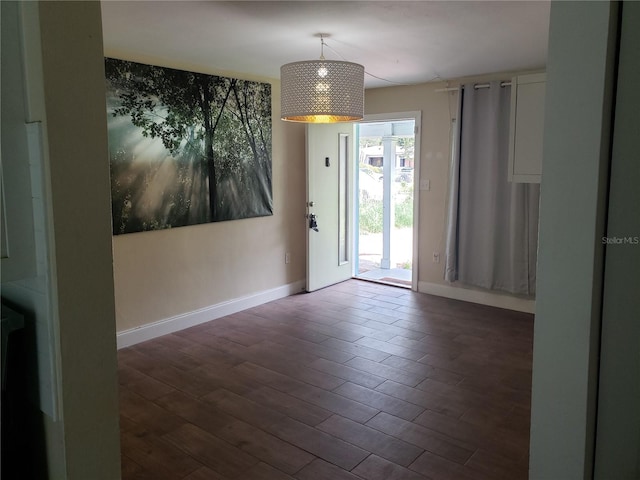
[113,68,543,333]
[365,83,453,285]
[365,71,540,298]
[2,2,122,478]
[106,54,307,332]
[529,2,618,477]
[40,2,121,478]
[594,3,640,476]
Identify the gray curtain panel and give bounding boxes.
[444,87,463,283]
[445,81,540,296]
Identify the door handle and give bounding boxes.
[309,213,319,232]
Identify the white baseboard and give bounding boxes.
[417,281,535,314]
[116,280,306,349]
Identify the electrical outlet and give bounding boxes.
[420,179,430,191]
[285,252,291,264]
[433,252,440,263]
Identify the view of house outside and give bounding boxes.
[357,134,414,282]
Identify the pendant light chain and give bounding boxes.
[320,35,326,61]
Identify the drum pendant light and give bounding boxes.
[281,35,364,123]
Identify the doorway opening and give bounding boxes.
[354,114,420,289]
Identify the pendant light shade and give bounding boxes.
[281,59,364,123]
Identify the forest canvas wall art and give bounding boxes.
[105,58,272,235]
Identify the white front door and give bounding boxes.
[306,123,354,292]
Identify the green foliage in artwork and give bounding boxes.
[105,58,273,234]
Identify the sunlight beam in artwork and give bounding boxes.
[105,57,272,234]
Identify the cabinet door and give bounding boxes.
[509,73,546,183]
[1,0,37,281]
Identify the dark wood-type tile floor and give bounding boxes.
[118,280,534,480]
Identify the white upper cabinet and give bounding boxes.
[509,73,546,183]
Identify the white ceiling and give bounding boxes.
[101,1,550,88]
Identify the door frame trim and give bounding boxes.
[357,111,422,291]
